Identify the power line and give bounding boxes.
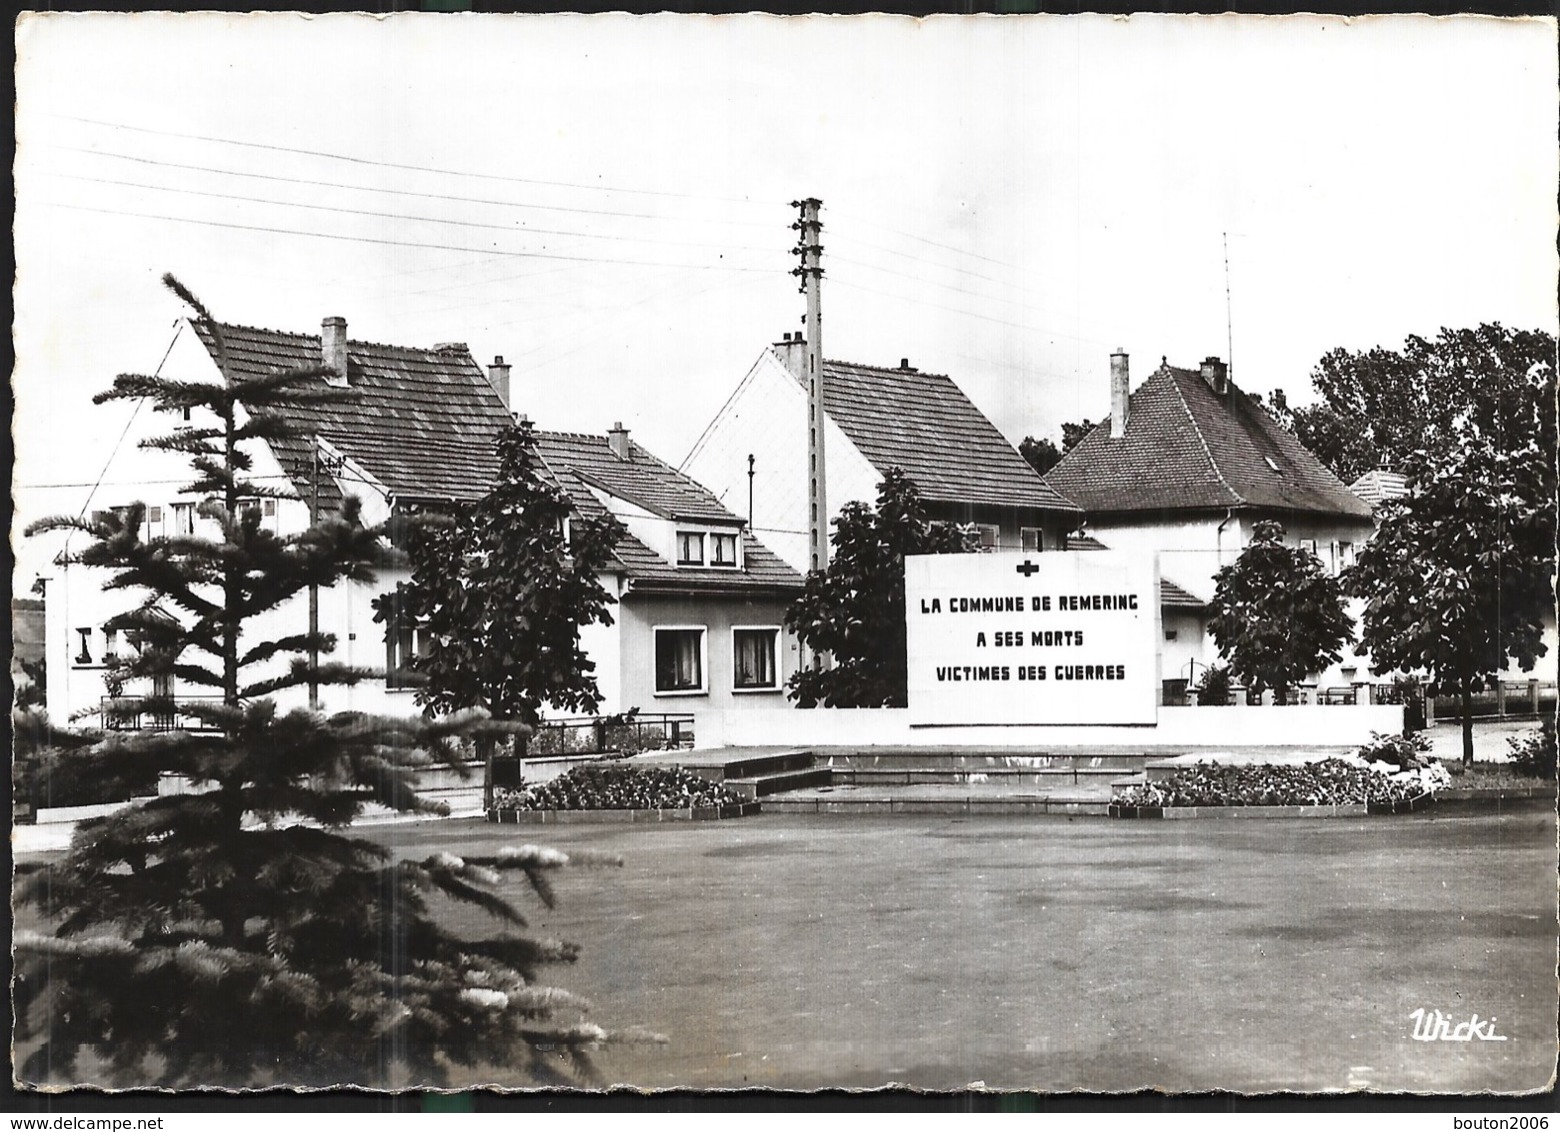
[830,276,1117,349]
[44,201,786,274]
[828,205,1015,268]
[45,170,789,258]
[53,145,782,230]
[52,113,789,208]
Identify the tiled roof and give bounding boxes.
[531,431,735,524]
[1348,467,1409,507]
[1159,578,1207,609]
[1043,365,1374,521]
[1060,534,1205,608]
[532,431,801,595]
[191,321,512,513]
[807,359,1080,515]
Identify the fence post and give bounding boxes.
[1530,680,1540,716]
[1496,682,1506,718]
[1425,692,1436,725]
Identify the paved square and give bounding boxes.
[377,803,1557,1093]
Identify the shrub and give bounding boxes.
[1193,664,1232,706]
[1117,758,1430,808]
[1507,719,1557,780]
[1355,729,1432,771]
[494,764,742,812]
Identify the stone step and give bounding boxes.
[832,766,1127,787]
[722,766,834,801]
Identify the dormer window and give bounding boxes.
[710,532,739,568]
[676,531,705,566]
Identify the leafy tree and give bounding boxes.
[1263,324,1556,485]
[1207,520,1353,706]
[376,420,623,808]
[1019,419,1095,477]
[1347,437,1554,766]
[785,468,977,708]
[1019,435,1063,476]
[15,275,641,1088]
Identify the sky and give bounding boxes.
[12,12,1558,586]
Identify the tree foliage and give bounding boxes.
[377,421,622,804]
[15,275,647,1088]
[1019,419,1095,477]
[785,469,977,708]
[1207,520,1353,705]
[1263,324,1556,485]
[1346,437,1555,765]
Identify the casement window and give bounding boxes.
[103,628,120,663]
[676,531,705,566]
[1299,537,1318,557]
[709,532,740,568]
[973,523,1000,552]
[1337,540,1354,573]
[654,627,706,694]
[1021,527,1045,553]
[171,502,196,536]
[732,627,779,691]
[385,619,432,691]
[75,628,94,666]
[146,506,163,537]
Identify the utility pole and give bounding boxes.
[747,453,755,526]
[791,197,827,573]
[1223,231,1235,385]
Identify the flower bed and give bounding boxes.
[491,764,745,814]
[1114,758,1441,811]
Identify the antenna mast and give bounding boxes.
[1223,231,1235,384]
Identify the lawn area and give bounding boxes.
[365,804,1557,1094]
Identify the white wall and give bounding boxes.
[699,702,1404,750]
[682,348,881,574]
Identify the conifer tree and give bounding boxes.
[15,275,648,1088]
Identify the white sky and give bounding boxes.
[13,12,1558,586]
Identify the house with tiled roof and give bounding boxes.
[45,314,799,726]
[682,334,1082,573]
[1043,351,1378,700]
[1347,466,1410,510]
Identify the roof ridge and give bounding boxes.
[1165,367,1242,506]
[825,357,950,380]
[212,319,478,361]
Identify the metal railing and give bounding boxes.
[100,696,226,733]
[526,712,696,758]
[1427,680,1557,723]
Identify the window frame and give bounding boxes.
[675,530,706,567]
[1020,526,1046,553]
[385,614,432,692]
[171,501,196,536]
[730,625,782,693]
[972,523,1000,553]
[653,625,707,696]
[708,531,741,569]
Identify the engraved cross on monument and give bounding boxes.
[1015,559,1041,577]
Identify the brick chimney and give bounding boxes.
[772,331,806,380]
[321,317,349,387]
[608,421,632,461]
[1109,348,1130,439]
[1200,356,1229,395]
[487,355,511,409]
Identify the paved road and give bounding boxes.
[374,804,1557,1094]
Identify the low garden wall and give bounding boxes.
[698,702,1405,750]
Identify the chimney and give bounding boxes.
[608,421,632,461]
[772,331,807,380]
[487,355,511,408]
[321,316,349,387]
[899,358,917,372]
[1200,356,1229,395]
[1109,348,1130,439]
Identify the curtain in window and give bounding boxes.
[656,630,702,690]
[733,629,776,688]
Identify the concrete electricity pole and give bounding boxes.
[791,197,828,573]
